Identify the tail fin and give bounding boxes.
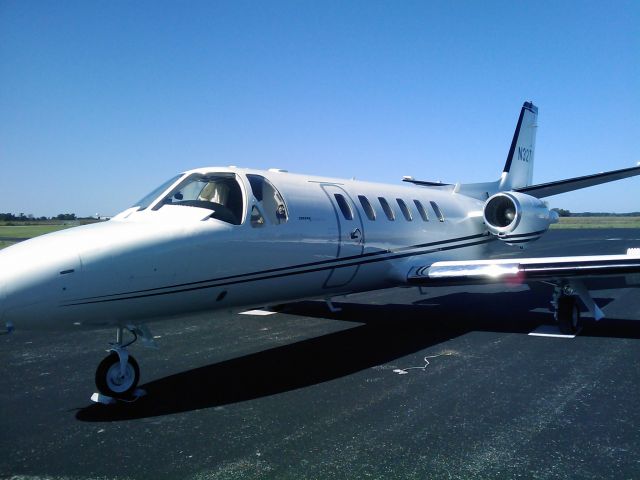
[418,100,639,201]
[498,101,538,190]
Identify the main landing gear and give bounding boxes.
[94,325,151,402]
[555,294,582,335]
[551,281,604,335]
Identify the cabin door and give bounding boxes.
[321,184,365,288]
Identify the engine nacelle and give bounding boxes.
[483,191,558,246]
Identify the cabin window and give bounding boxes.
[247,174,288,225]
[396,199,412,221]
[154,172,244,225]
[414,200,429,221]
[378,197,395,221]
[334,194,354,220]
[430,201,445,222]
[358,195,376,220]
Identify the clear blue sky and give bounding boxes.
[1,0,638,217]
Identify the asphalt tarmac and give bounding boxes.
[2,229,640,479]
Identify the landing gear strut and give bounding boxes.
[95,326,141,399]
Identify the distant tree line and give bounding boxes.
[0,213,80,222]
[552,209,640,217]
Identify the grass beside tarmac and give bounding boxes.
[0,224,73,238]
[0,223,76,250]
[551,216,640,229]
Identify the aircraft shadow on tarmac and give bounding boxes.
[76,290,639,422]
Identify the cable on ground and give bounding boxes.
[393,351,455,375]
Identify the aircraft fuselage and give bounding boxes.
[0,167,489,331]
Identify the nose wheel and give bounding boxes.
[95,351,140,398]
[94,326,142,400]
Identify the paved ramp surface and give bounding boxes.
[1,230,640,479]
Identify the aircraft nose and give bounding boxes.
[0,234,82,330]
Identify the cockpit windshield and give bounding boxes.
[132,174,183,211]
[153,172,244,225]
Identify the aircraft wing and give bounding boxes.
[407,249,640,287]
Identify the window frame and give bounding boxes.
[151,172,245,225]
[413,200,429,222]
[378,197,395,221]
[246,174,289,225]
[396,198,412,221]
[334,193,354,220]
[133,174,183,211]
[430,201,445,222]
[358,195,376,221]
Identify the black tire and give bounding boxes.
[557,296,582,335]
[95,352,140,399]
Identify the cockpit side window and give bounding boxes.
[154,173,244,225]
[247,175,265,202]
[247,174,288,226]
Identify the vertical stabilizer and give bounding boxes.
[498,102,538,190]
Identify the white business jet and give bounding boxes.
[1,102,639,400]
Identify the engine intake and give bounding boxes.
[483,191,558,245]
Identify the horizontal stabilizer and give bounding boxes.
[402,178,452,187]
[515,165,640,198]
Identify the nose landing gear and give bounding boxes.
[95,350,140,398]
[93,326,144,402]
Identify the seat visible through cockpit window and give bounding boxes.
[154,173,244,225]
[250,205,266,227]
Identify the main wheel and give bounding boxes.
[95,352,140,398]
[557,296,582,335]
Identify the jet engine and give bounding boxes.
[483,191,558,246]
